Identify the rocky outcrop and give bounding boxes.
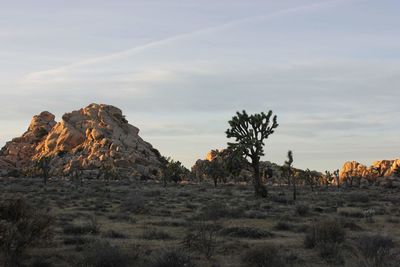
[0,111,56,171]
[340,159,400,183]
[0,103,164,179]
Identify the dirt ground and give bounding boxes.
[1,177,399,267]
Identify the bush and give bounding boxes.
[356,234,394,267]
[318,241,344,265]
[337,207,364,218]
[151,249,195,267]
[182,222,219,259]
[348,192,369,203]
[295,204,310,216]
[142,227,172,240]
[120,192,146,214]
[0,198,53,267]
[220,227,273,239]
[103,230,127,239]
[63,218,99,235]
[304,218,345,248]
[198,202,244,220]
[241,245,286,267]
[273,221,293,231]
[78,240,129,267]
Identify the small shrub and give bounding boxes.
[220,227,273,239]
[103,230,127,239]
[0,198,53,267]
[78,240,129,267]
[182,222,219,259]
[295,204,310,216]
[338,207,364,218]
[273,221,293,231]
[30,257,53,267]
[304,219,345,248]
[348,192,369,203]
[318,241,344,265]
[142,227,171,240]
[120,192,146,214]
[198,202,244,220]
[241,245,286,267]
[356,234,394,267]
[151,249,195,267]
[63,218,99,235]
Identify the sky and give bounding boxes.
[0,0,399,171]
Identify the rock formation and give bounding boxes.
[340,159,400,183]
[0,103,164,179]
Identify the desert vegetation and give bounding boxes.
[0,177,400,266]
[1,107,400,266]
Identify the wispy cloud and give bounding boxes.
[22,0,354,82]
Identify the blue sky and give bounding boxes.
[1,0,399,171]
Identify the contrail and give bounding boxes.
[24,0,356,80]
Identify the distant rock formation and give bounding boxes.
[0,103,164,179]
[340,159,400,183]
[191,149,286,184]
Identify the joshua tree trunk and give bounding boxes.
[292,174,296,201]
[252,158,267,197]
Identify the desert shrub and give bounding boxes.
[241,245,286,267]
[103,230,127,239]
[338,207,364,218]
[151,249,195,267]
[220,227,273,239]
[355,234,395,267]
[63,218,99,235]
[182,222,219,259]
[120,192,146,214]
[142,227,172,240]
[270,194,291,205]
[341,219,363,231]
[304,218,345,248]
[318,241,344,265]
[244,210,267,219]
[0,198,53,267]
[198,202,245,220]
[295,204,310,216]
[77,240,129,267]
[30,256,53,267]
[348,192,369,203]
[273,221,293,231]
[63,236,93,246]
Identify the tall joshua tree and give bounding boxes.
[37,156,51,185]
[226,110,278,197]
[284,150,295,201]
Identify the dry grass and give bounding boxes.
[0,177,399,266]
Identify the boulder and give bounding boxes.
[0,103,164,179]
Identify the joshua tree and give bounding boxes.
[36,156,51,185]
[333,169,340,189]
[163,157,189,186]
[207,157,227,187]
[226,110,278,197]
[283,150,295,201]
[324,171,333,188]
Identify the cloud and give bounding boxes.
[22,0,354,83]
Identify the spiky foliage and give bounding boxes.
[163,157,190,185]
[333,169,340,189]
[284,150,296,201]
[226,110,278,197]
[36,156,51,185]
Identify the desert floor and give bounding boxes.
[1,178,399,267]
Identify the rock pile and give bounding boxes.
[340,159,400,186]
[0,103,164,179]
